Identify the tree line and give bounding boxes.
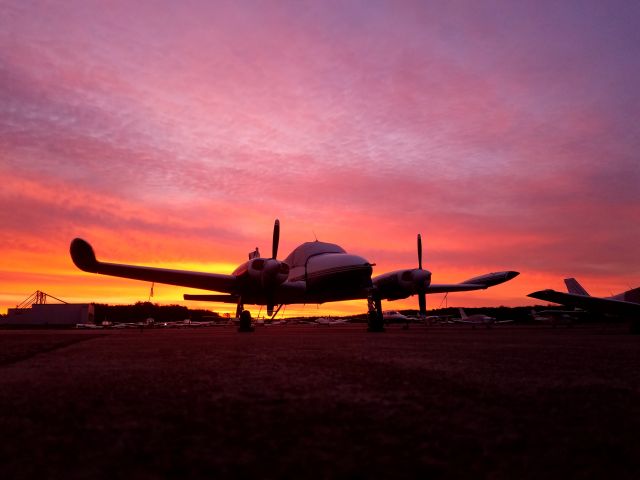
[93,302,221,324]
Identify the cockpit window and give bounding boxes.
[283,241,346,267]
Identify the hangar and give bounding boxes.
[0,291,94,327]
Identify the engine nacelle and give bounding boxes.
[233,258,290,289]
[373,268,431,301]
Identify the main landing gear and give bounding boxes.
[238,310,254,332]
[236,300,254,332]
[367,296,385,333]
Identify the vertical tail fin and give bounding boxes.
[564,278,589,296]
[458,308,467,319]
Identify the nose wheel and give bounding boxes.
[367,296,385,332]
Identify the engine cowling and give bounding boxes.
[247,257,290,289]
[373,268,431,301]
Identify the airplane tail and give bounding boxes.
[458,308,467,319]
[564,278,589,296]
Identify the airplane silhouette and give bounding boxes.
[453,308,513,328]
[528,278,640,318]
[70,219,519,332]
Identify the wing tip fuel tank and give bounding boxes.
[70,238,99,273]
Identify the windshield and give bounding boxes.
[283,241,346,268]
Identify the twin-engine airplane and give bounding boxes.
[70,219,519,331]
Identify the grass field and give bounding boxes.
[0,324,638,479]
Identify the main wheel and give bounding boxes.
[238,310,254,332]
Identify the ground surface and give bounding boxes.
[0,324,639,479]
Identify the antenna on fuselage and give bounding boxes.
[312,230,318,241]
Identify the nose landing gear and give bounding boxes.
[367,296,385,332]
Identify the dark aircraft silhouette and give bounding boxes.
[70,219,519,331]
[528,277,640,317]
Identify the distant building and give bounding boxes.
[1,304,94,326]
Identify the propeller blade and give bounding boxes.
[272,219,280,259]
[417,234,426,316]
[419,292,426,317]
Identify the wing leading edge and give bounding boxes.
[426,271,519,294]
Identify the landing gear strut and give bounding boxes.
[367,296,385,332]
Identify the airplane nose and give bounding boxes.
[306,254,373,292]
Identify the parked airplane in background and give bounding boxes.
[315,317,350,326]
[454,308,513,328]
[424,314,455,325]
[255,317,288,326]
[75,322,103,329]
[382,310,439,327]
[530,309,578,327]
[528,278,640,318]
[77,318,157,329]
[382,311,410,322]
[159,319,224,328]
[70,219,519,332]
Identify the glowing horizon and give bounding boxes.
[1,1,638,316]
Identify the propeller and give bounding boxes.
[272,219,280,259]
[417,234,427,317]
[267,219,281,316]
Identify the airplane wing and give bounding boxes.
[70,238,238,293]
[426,283,491,294]
[426,271,519,294]
[527,289,640,316]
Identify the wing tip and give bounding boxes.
[70,238,98,272]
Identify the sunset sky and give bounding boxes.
[1,0,639,317]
